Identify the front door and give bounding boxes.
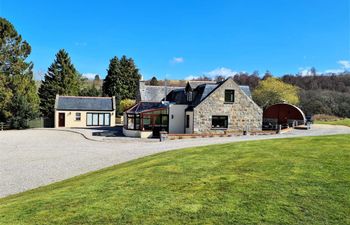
[58,113,65,127]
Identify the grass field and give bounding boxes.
[316,118,350,127]
[1,135,350,224]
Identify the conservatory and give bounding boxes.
[123,102,169,138]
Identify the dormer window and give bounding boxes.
[187,91,193,102]
[185,82,193,102]
[225,90,235,103]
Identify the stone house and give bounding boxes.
[123,78,262,137]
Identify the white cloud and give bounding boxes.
[301,70,312,76]
[171,57,184,64]
[338,60,350,69]
[205,67,238,78]
[185,67,238,80]
[184,75,198,80]
[82,73,97,80]
[298,67,313,76]
[321,60,350,74]
[323,69,345,74]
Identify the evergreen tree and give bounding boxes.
[38,49,82,118]
[102,55,141,112]
[79,85,101,96]
[0,17,39,127]
[149,76,159,85]
[94,74,100,81]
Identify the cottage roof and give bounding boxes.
[56,96,114,111]
[188,80,216,89]
[137,80,252,103]
[165,82,252,106]
[138,81,183,102]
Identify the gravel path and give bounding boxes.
[1,124,349,198]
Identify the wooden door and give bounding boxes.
[58,113,65,127]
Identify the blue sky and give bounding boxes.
[1,0,349,80]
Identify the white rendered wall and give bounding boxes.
[169,105,187,134]
[185,111,194,134]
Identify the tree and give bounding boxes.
[79,85,101,96]
[0,17,39,127]
[310,67,317,76]
[8,94,37,128]
[233,72,260,90]
[149,76,159,85]
[102,55,141,112]
[262,70,273,80]
[214,75,225,82]
[119,99,136,112]
[190,75,212,81]
[252,77,300,109]
[38,49,82,119]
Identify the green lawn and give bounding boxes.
[316,118,350,127]
[1,135,350,225]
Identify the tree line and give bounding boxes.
[148,71,350,118]
[1,16,349,129]
[0,17,140,128]
[223,72,350,117]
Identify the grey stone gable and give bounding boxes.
[194,78,258,110]
[56,96,114,111]
[192,78,262,133]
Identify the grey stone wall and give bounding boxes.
[193,78,262,134]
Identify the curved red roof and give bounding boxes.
[263,103,306,124]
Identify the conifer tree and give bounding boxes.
[38,49,82,118]
[0,17,39,127]
[102,55,141,112]
[150,76,159,85]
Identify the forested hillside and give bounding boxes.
[232,72,350,117]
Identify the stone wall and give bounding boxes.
[193,78,262,134]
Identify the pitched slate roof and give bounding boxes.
[166,82,252,106]
[239,85,252,98]
[56,96,114,111]
[188,80,216,89]
[138,81,182,102]
[138,80,252,103]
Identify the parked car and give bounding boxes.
[306,115,314,124]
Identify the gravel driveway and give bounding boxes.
[1,124,350,198]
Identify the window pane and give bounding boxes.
[99,114,104,125]
[104,114,110,126]
[143,117,151,125]
[155,115,161,125]
[92,114,98,126]
[87,113,92,126]
[135,117,140,129]
[128,117,134,129]
[76,112,81,121]
[212,116,228,128]
[225,90,235,102]
[161,115,168,125]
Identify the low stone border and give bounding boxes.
[168,130,278,140]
